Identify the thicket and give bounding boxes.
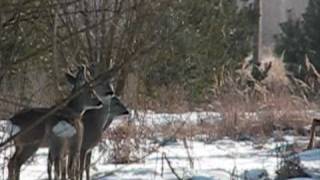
[0,0,259,114]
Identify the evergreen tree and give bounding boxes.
[303,0,320,70]
[143,0,256,101]
[274,17,307,78]
[275,0,320,78]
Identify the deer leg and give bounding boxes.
[47,151,53,180]
[85,152,92,180]
[8,144,39,180]
[8,146,21,180]
[68,154,79,180]
[69,157,75,180]
[67,156,73,179]
[79,151,86,180]
[68,155,79,180]
[308,120,317,149]
[75,152,82,180]
[53,156,62,180]
[61,158,68,180]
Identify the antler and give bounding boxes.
[66,66,77,78]
[79,64,94,82]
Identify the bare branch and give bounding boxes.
[163,153,183,180]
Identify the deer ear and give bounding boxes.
[65,73,76,84]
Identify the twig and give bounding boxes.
[0,2,143,77]
[183,137,194,169]
[163,152,183,180]
[161,152,164,177]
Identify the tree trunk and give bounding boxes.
[253,0,262,63]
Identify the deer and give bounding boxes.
[47,78,129,180]
[46,65,129,180]
[45,66,107,180]
[47,108,100,180]
[77,92,129,180]
[4,65,107,180]
[307,118,320,149]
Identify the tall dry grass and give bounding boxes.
[211,52,315,140]
[100,52,318,162]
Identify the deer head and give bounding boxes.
[65,65,102,114]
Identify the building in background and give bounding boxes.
[261,0,308,48]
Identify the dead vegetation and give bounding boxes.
[275,145,311,180]
[97,53,320,163]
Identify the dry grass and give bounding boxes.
[104,89,313,159]
[261,49,289,86]
[216,85,311,139]
[275,145,311,180]
[135,85,190,113]
[210,52,315,139]
[98,52,318,163]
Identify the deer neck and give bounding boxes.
[66,95,85,114]
[90,105,113,131]
[102,114,114,130]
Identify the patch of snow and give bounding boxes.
[0,121,21,138]
[298,149,320,178]
[0,111,319,180]
[2,121,20,135]
[188,174,216,180]
[129,111,222,126]
[241,169,269,180]
[0,137,318,180]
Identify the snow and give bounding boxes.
[297,149,320,177]
[0,138,317,180]
[0,121,20,137]
[0,112,319,180]
[122,111,223,127]
[123,109,320,127]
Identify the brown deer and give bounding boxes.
[48,65,129,180]
[307,118,320,149]
[68,65,130,180]
[78,93,129,180]
[47,106,102,180]
[5,65,105,180]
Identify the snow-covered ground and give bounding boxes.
[111,111,222,127]
[0,137,319,180]
[75,137,320,180]
[0,112,319,180]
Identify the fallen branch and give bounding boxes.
[163,152,183,180]
[183,137,194,169]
